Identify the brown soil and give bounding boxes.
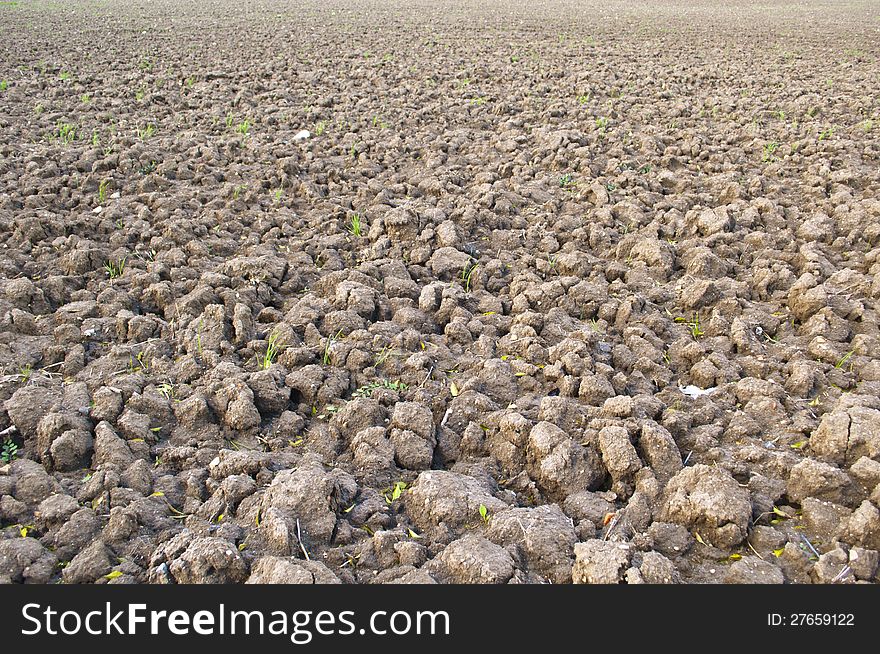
[1,0,879,585]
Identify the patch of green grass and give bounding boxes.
[0,80,7,92]
[835,350,854,370]
[351,379,408,399]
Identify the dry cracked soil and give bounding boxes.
[1,0,879,585]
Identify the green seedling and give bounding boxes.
[351,379,408,399]
[59,71,72,81]
[137,123,156,140]
[577,93,591,105]
[18,364,32,384]
[98,179,110,204]
[383,481,407,504]
[595,116,609,134]
[225,112,235,128]
[81,93,90,103]
[56,122,76,145]
[762,141,780,162]
[186,76,195,88]
[273,188,283,204]
[323,329,343,365]
[1,438,18,463]
[835,351,854,370]
[674,312,704,339]
[460,261,478,293]
[347,213,363,237]
[315,120,327,136]
[818,127,833,141]
[135,87,146,101]
[157,382,175,400]
[236,119,251,137]
[373,345,399,367]
[559,173,574,188]
[260,331,284,369]
[0,80,7,92]
[104,258,126,279]
[479,504,490,524]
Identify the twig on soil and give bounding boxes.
[683,451,693,466]
[800,533,821,559]
[419,365,434,388]
[746,540,764,560]
[602,514,622,541]
[0,425,19,438]
[831,565,852,583]
[296,518,310,561]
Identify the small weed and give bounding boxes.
[135,87,146,101]
[1,439,18,464]
[323,329,343,365]
[0,80,7,92]
[383,481,407,504]
[128,351,148,373]
[273,188,283,204]
[157,382,176,400]
[104,258,126,279]
[818,126,833,141]
[260,331,284,370]
[137,123,156,141]
[81,93,90,104]
[315,120,327,136]
[595,116,609,134]
[56,122,76,145]
[59,71,72,82]
[559,173,574,188]
[347,213,363,237]
[18,364,32,384]
[352,379,408,399]
[374,345,399,367]
[225,112,235,128]
[835,350,854,371]
[675,312,705,339]
[98,179,110,204]
[460,261,478,293]
[762,141,780,162]
[479,504,490,524]
[577,93,591,105]
[186,76,195,88]
[236,119,251,137]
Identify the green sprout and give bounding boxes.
[595,116,609,134]
[479,504,490,524]
[236,119,251,137]
[1,439,19,464]
[323,329,343,365]
[137,123,156,141]
[98,179,110,204]
[260,331,284,370]
[347,213,363,237]
[460,261,478,293]
[315,120,327,136]
[762,141,780,162]
[104,258,126,279]
[383,481,407,505]
[56,123,76,145]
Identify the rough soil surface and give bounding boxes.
[1,0,879,584]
